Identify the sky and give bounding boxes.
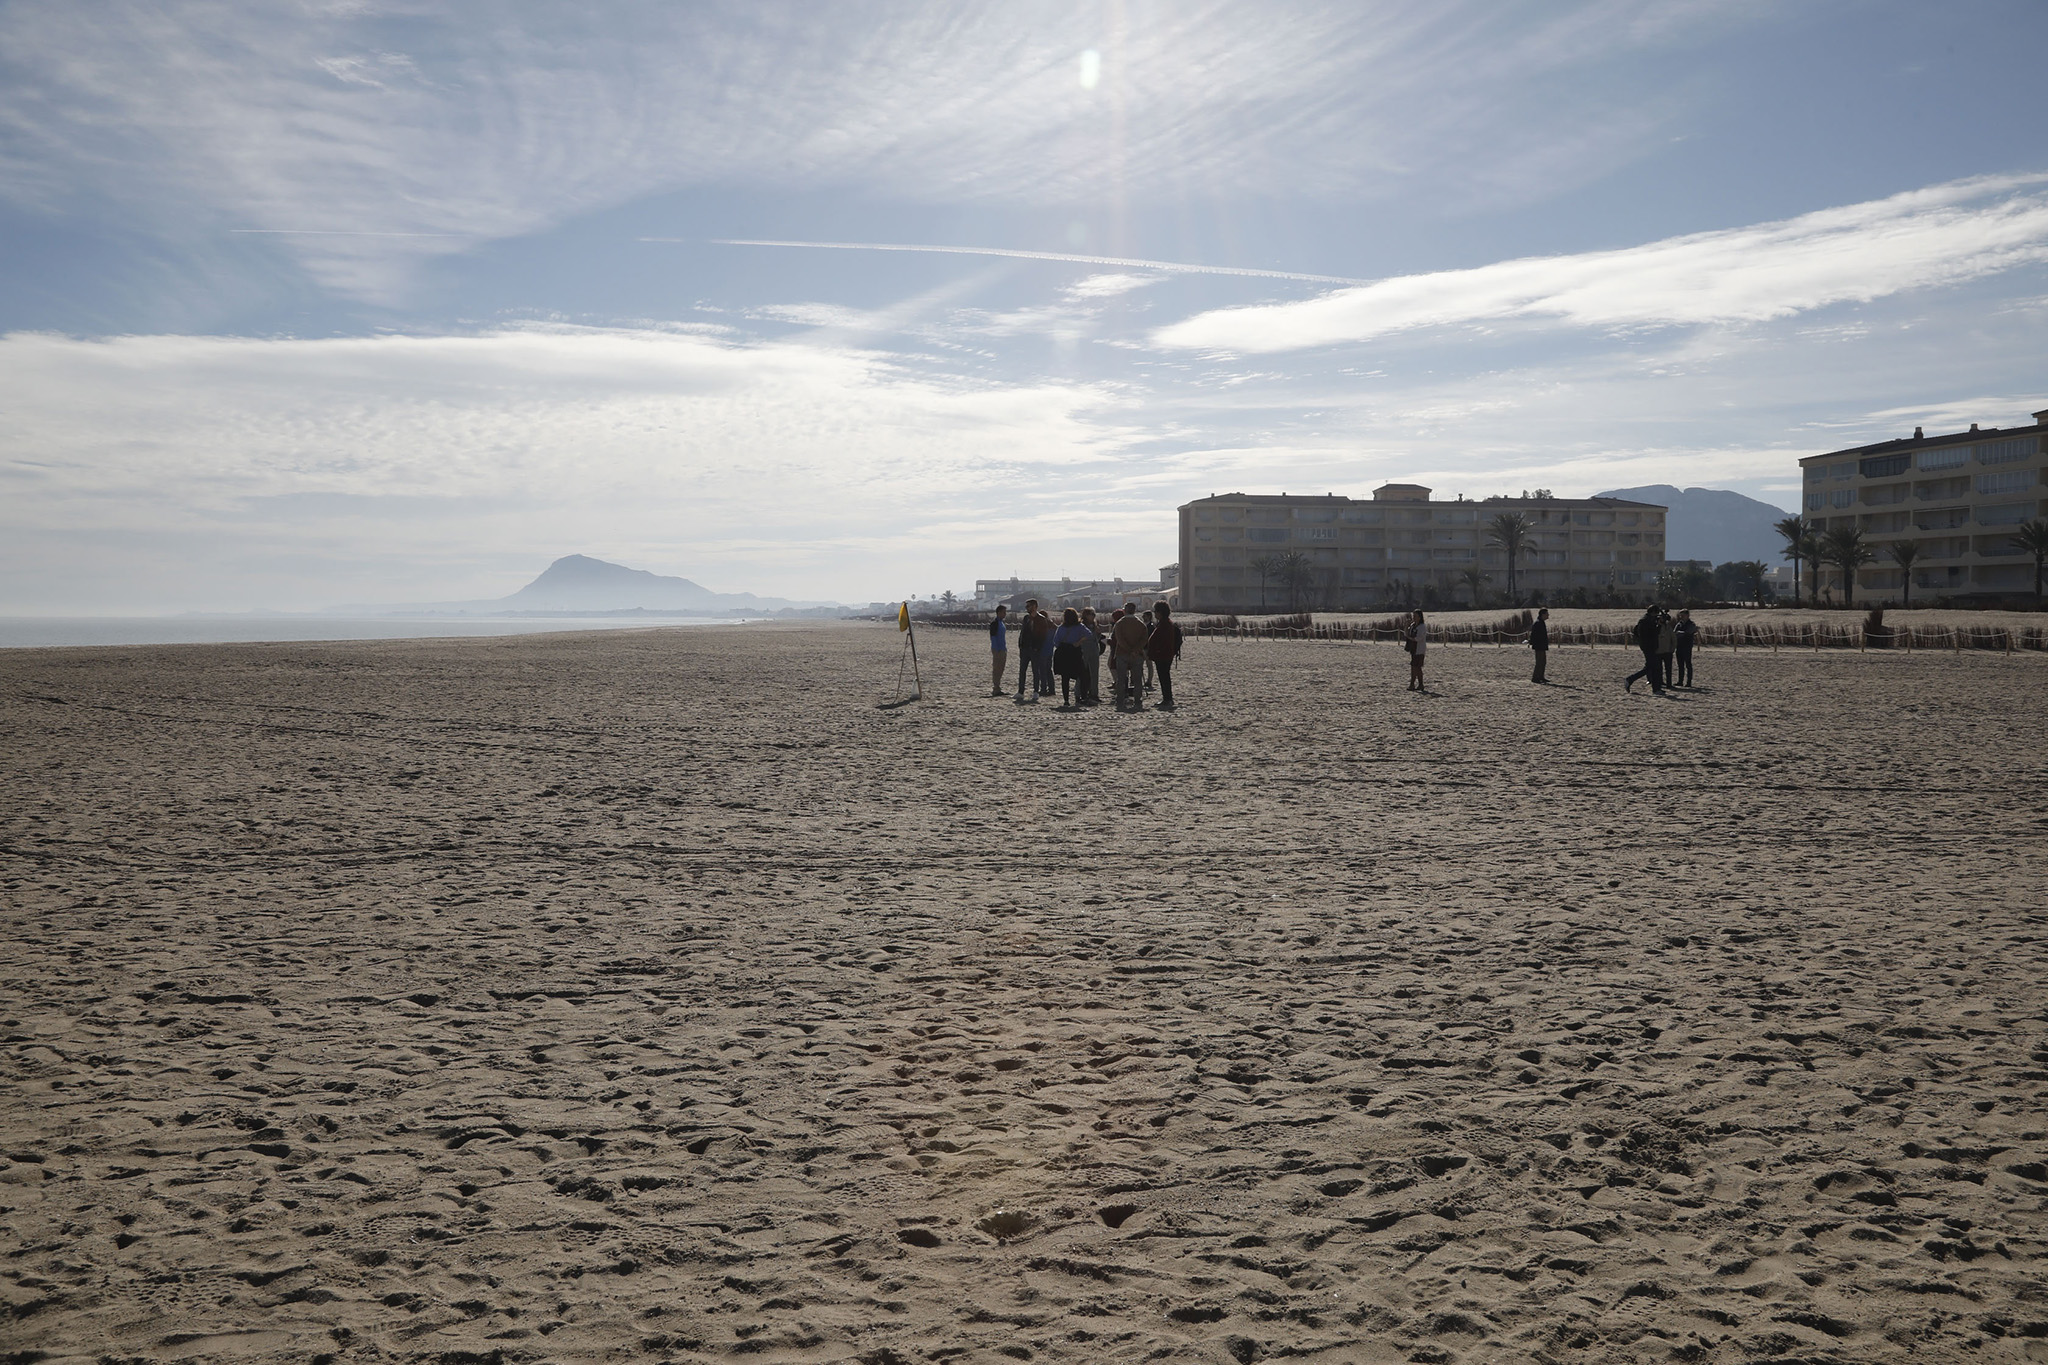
[3,0,2046,612]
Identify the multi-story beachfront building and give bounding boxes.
[1176,485,1667,615]
[1798,408,2048,601]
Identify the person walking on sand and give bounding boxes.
[987,604,1010,697]
[1656,607,1677,691]
[1035,606,1057,696]
[1148,601,1183,709]
[1529,607,1550,684]
[1051,608,1091,707]
[1405,610,1428,691]
[1079,607,1104,706]
[1141,608,1158,693]
[1623,605,1664,694]
[1673,608,1698,688]
[1013,600,1043,700]
[1110,601,1149,709]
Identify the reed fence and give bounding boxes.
[919,614,2048,653]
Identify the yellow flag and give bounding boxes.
[898,601,911,632]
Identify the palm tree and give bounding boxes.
[1456,566,1491,606]
[1798,529,1827,605]
[1275,550,1314,611]
[1821,525,1875,607]
[1887,541,1921,608]
[1247,554,1276,611]
[940,589,957,610]
[2015,519,2048,604]
[1774,515,1806,605]
[1486,511,1534,603]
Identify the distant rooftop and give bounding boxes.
[1184,490,1665,510]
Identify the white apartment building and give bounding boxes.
[1799,408,2048,600]
[1176,484,1667,615]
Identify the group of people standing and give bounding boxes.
[988,599,1183,710]
[1623,605,1699,693]
[980,601,1702,703]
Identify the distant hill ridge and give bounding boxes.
[1595,485,1792,566]
[333,554,837,615]
[497,554,833,612]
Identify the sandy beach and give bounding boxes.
[3,621,2045,1365]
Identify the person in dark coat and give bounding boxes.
[1623,606,1665,694]
[1529,607,1550,683]
[1013,599,1044,701]
[1147,602,1184,709]
[1656,609,1678,690]
[1674,609,1699,687]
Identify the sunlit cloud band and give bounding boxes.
[1154,174,2048,352]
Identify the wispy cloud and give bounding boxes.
[0,1,1781,301]
[1154,175,2048,352]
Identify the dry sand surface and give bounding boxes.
[3,622,2046,1365]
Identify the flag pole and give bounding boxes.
[893,600,925,703]
[905,602,925,697]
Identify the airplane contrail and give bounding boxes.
[658,237,1367,286]
[229,229,470,238]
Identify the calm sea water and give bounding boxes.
[0,616,754,649]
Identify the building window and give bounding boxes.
[1829,490,1855,508]
[1861,484,1908,505]
[1299,527,1336,541]
[1917,446,1968,471]
[1804,465,1824,482]
[1977,501,2034,526]
[1976,470,2034,496]
[1338,508,1384,524]
[1976,436,2037,466]
[1915,508,1971,531]
[1246,528,1288,543]
[1860,453,1911,478]
[1830,463,1855,480]
[1293,508,1336,523]
[1805,493,1824,511]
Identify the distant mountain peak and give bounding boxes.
[509,554,708,600]
[1595,485,1794,565]
[491,553,835,613]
